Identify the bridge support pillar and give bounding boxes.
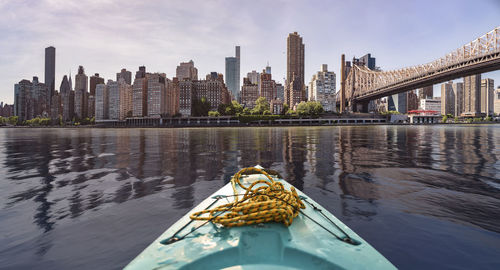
[353,100,369,113]
[340,54,346,113]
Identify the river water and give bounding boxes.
[0,126,499,269]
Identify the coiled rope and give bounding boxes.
[190,167,305,227]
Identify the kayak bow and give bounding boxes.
[125,166,396,270]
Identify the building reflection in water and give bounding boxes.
[2,125,500,235]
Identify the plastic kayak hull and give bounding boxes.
[125,172,396,270]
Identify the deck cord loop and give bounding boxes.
[164,168,358,246]
[189,167,306,227]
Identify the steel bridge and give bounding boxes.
[339,26,500,112]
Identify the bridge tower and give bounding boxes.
[340,54,346,113]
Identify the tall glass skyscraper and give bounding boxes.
[225,46,240,101]
[45,46,55,105]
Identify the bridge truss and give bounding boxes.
[341,26,500,110]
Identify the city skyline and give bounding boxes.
[1,0,500,104]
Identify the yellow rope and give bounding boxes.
[190,167,305,227]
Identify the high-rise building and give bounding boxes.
[407,90,419,112]
[419,86,434,100]
[108,79,132,120]
[179,79,194,116]
[74,66,88,119]
[494,86,500,115]
[260,72,276,103]
[241,77,259,109]
[420,98,441,112]
[247,70,260,87]
[45,46,55,104]
[90,73,105,96]
[178,73,230,116]
[0,103,14,117]
[286,32,304,87]
[132,66,148,117]
[452,82,464,117]
[388,92,407,113]
[308,64,336,111]
[225,46,240,101]
[265,64,271,75]
[95,84,109,120]
[276,83,284,101]
[463,74,481,116]
[147,73,167,117]
[89,73,104,119]
[32,76,48,117]
[202,72,230,110]
[168,78,180,116]
[116,68,132,85]
[285,32,305,107]
[358,53,376,70]
[50,91,62,120]
[480,78,494,116]
[14,79,33,121]
[60,75,74,121]
[441,81,455,116]
[176,60,198,80]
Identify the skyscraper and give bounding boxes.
[358,54,376,70]
[241,77,259,109]
[308,64,336,111]
[74,66,88,119]
[441,81,454,116]
[89,73,104,99]
[32,76,48,117]
[286,32,304,86]
[407,90,419,111]
[176,60,198,80]
[463,74,481,116]
[95,84,109,120]
[452,82,464,117]
[265,64,271,75]
[60,75,74,121]
[147,73,167,117]
[260,72,276,103]
[418,86,434,100]
[45,46,55,105]
[480,78,494,116]
[116,68,132,85]
[494,86,500,115]
[388,92,407,113]
[225,46,240,101]
[132,66,148,117]
[285,32,305,107]
[108,79,132,120]
[14,79,33,121]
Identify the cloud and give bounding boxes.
[0,0,499,103]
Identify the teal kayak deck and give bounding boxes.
[125,173,396,269]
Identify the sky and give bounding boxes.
[0,0,499,104]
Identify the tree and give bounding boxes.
[192,97,211,116]
[442,115,448,123]
[281,104,289,115]
[217,104,228,115]
[208,111,220,117]
[8,116,18,125]
[252,97,270,115]
[231,100,243,114]
[243,107,251,115]
[296,101,323,117]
